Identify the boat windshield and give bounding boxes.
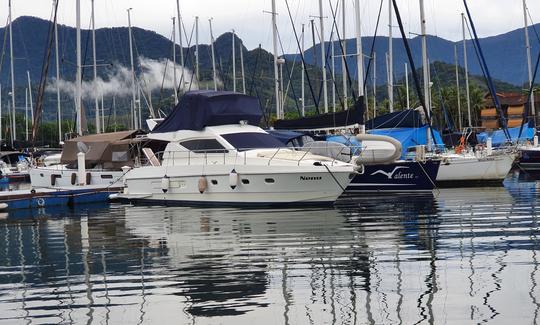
[221,132,284,151]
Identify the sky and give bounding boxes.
[1,0,539,54]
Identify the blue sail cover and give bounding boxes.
[368,126,444,158]
[152,90,262,133]
[476,124,535,147]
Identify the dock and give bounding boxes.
[0,185,123,211]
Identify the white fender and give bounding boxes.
[229,169,238,189]
[198,176,207,194]
[355,134,402,165]
[161,175,170,193]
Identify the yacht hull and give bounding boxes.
[29,166,125,188]
[119,165,353,207]
[517,147,540,171]
[345,160,440,192]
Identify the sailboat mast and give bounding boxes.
[25,88,28,141]
[26,71,33,136]
[209,18,218,91]
[240,40,246,94]
[373,52,377,118]
[9,0,16,141]
[91,0,100,133]
[301,24,305,116]
[172,17,178,104]
[342,0,348,110]
[405,63,410,109]
[127,8,137,129]
[388,0,393,112]
[523,0,536,121]
[0,84,2,146]
[232,30,236,92]
[54,0,62,143]
[420,0,431,150]
[331,33,336,112]
[76,0,83,135]
[175,0,184,90]
[455,44,462,130]
[355,0,365,133]
[319,0,328,113]
[195,16,200,83]
[461,13,472,128]
[271,0,281,119]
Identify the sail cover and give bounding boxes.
[273,97,365,130]
[152,90,262,133]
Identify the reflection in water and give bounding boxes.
[0,177,540,323]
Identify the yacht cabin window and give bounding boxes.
[179,139,228,153]
[221,132,284,151]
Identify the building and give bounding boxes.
[481,92,540,129]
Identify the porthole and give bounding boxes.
[241,179,250,185]
[211,179,218,185]
[264,178,275,184]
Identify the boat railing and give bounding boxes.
[152,146,346,167]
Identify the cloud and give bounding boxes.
[47,57,197,100]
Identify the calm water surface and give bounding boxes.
[1,171,540,324]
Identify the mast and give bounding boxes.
[405,63,410,109]
[388,0,394,112]
[342,0,348,110]
[355,0,365,133]
[301,24,305,116]
[76,0,83,135]
[127,8,137,129]
[91,0,100,133]
[523,0,536,123]
[26,71,33,137]
[319,0,329,113]
[195,16,200,83]
[172,17,178,104]
[54,0,62,143]
[240,40,246,94]
[232,30,236,92]
[331,33,336,112]
[175,0,184,90]
[209,18,218,91]
[454,44,462,130]
[0,84,2,146]
[420,0,431,150]
[271,0,281,119]
[462,13,472,128]
[25,88,28,141]
[373,52,377,118]
[9,0,16,141]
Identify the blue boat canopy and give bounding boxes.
[152,90,262,133]
[477,124,535,146]
[368,126,444,158]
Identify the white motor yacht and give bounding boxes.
[118,91,356,206]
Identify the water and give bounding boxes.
[1,172,540,324]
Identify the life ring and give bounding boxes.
[36,198,45,207]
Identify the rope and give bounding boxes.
[322,163,346,192]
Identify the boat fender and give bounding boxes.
[51,174,56,186]
[0,203,7,211]
[161,175,170,193]
[198,176,207,194]
[86,172,92,185]
[229,169,238,189]
[71,173,77,185]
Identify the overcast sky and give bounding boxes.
[1,0,539,53]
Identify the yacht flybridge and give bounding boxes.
[118,91,356,206]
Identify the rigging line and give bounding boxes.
[284,0,320,114]
[464,20,489,93]
[156,25,175,112]
[518,50,540,138]
[0,16,9,79]
[431,62,455,132]
[527,8,540,44]
[463,0,511,141]
[276,27,302,117]
[247,44,262,96]
[32,0,58,144]
[326,0,352,108]
[363,0,384,90]
[391,0,438,145]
